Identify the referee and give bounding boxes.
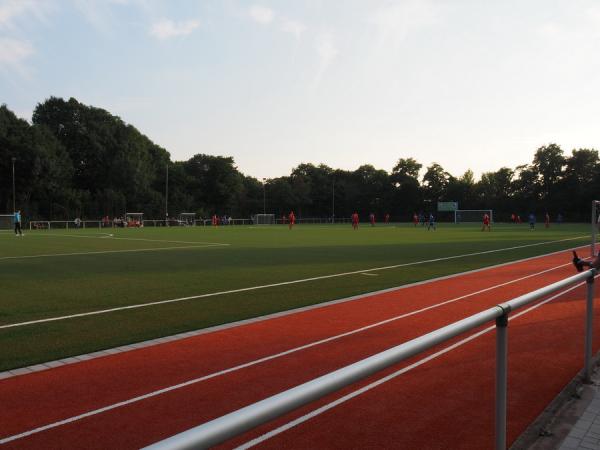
[14,210,23,236]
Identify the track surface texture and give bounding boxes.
[1,247,596,449]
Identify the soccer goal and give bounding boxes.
[125,212,144,227]
[253,214,275,225]
[454,209,493,224]
[179,213,196,226]
[0,214,14,230]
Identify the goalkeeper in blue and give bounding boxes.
[14,210,23,236]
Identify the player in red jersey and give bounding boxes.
[544,212,550,228]
[351,212,359,229]
[482,213,491,231]
[369,213,375,227]
[288,211,296,230]
[413,213,418,227]
[511,213,516,223]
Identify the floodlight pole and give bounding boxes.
[332,179,335,223]
[11,157,16,213]
[262,178,266,214]
[165,164,169,225]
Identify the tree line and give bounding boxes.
[1,97,599,222]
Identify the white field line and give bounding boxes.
[0,261,575,445]
[1,246,588,382]
[0,235,586,330]
[0,244,228,262]
[30,233,229,246]
[236,280,589,449]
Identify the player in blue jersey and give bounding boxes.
[427,213,436,231]
[14,210,23,236]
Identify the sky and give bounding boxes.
[1,0,600,180]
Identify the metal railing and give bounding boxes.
[196,219,253,226]
[143,268,597,450]
[29,220,104,230]
[275,217,352,224]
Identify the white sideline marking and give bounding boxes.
[360,273,378,277]
[34,233,228,246]
[0,246,587,381]
[0,244,227,262]
[0,261,575,444]
[236,281,588,449]
[0,235,586,330]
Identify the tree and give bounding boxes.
[184,154,243,215]
[4,96,600,222]
[559,149,600,219]
[392,157,421,180]
[512,164,539,211]
[391,157,423,215]
[422,163,450,203]
[0,105,73,218]
[32,97,171,217]
[446,170,476,209]
[532,143,565,202]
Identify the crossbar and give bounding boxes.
[143,269,596,450]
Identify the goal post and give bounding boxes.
[125,212,144,227]
[454,209,493,224]
[253,214,275,225]
[179,213,196,226]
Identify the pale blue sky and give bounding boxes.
[2,0,600,179]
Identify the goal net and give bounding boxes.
[0,214,14,230]
[253,214,275,225]
[179,213,196,226]
[454,210,493,224]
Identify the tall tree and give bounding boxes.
[532,143,565,203]
[0,105,73,218]
[183,154,243,215]
[422,163,450,203]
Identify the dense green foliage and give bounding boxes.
[0,223,588,370]
[2,98,600,221]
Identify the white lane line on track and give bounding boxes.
[0,235,586,330]
[0,261,575,445]
[30,233,229,246]
[0,244,227,262]
[0,246,588,382]
[235,280,589,449]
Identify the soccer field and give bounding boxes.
[0,223,590,372]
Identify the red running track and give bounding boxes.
[0,247,597,449]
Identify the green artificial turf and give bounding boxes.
[0,222,590,371]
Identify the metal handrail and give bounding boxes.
[28,220,104,230]
[143,269,597,450]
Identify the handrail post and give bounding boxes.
[495,311,509,450]
[584,270,596,383]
